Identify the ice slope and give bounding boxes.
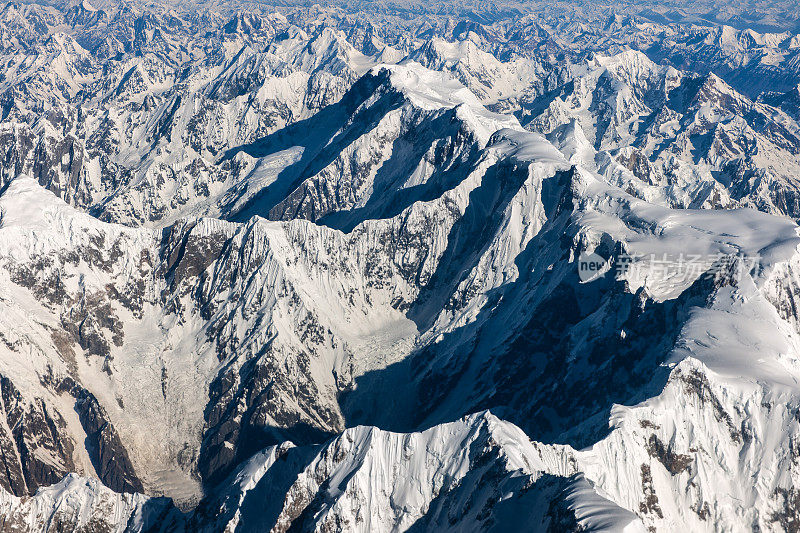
[231,62,521,229]
[0,474,179,532]
[193,412,646,533]
[405,36,550,108]
[0,413,648,532]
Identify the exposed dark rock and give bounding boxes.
[74,389,143,494]
[639,464,663,519]
[673,368,742,443]
[646,434,692,475]
[0,375,76,495]
[771,487,800,533]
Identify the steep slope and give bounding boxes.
[0,17,392,228]
[0,474,180,532]
[0,64,526,506]
[0,413,649,532]
[198,128,800,532]
[191,412,646,533]
[520,50,800,220]
[405,36,557,110]
[648,24,800,99]
[230,62,520,230]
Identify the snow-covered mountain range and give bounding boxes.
[0,1,800,531]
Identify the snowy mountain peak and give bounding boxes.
[376,62,521,140]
